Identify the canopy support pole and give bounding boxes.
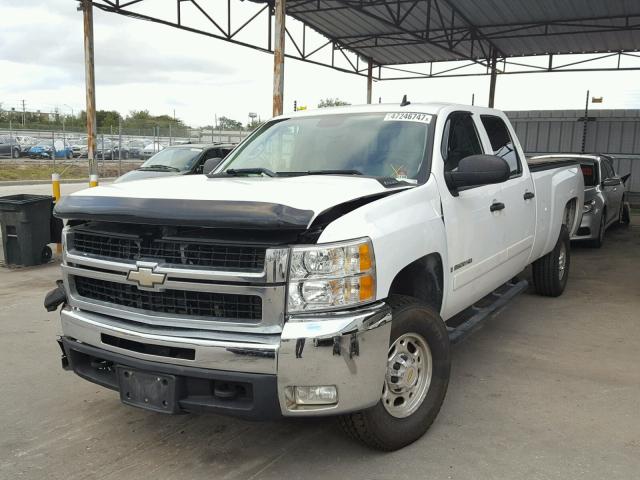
[272,0,285,116]
[488,55,497,108]
[82,0,98,187]
[366,59,373,104]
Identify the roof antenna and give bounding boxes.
[400,94,411,107]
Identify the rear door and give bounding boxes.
[438,111,510,317]
[479,115,535,275]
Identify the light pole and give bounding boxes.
[581,90,603,154]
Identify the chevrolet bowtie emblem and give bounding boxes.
[127,266,166,288]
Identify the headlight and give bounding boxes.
[288,238,375,313]
[583,200,595,213]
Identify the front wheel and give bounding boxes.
[589,211,606,248]
[532,224,570,297]
[338,295,450,451]
[620,202,631,226]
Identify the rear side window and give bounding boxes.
[480,115,522,176]
[441,113,483,172]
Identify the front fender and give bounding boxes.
[317,176,448,306]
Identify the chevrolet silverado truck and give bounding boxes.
[46,103,584,451]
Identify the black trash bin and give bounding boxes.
[0,194,54,267]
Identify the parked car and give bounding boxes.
[0,135,21,158]
[140,142,165,160]
[50,103,584,451]
[28,140,73,159]
[115,143,235,183]
[125,139,149,159]
[532,154,631,247]
[14,135,37,155]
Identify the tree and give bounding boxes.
[247,119,264,130]
[318,98,351,108]
[217,116,244,130]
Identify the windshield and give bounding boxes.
[220,112,432,181]
[141,147,203,171]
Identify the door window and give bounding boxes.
[441,113,483,172]
[480,115,521,177]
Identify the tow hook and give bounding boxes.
[44,280,67,312]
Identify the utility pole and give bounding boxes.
[21,99,26,126]
[581,90,590,154]
[81,0,98,187]
[272,0,286,116]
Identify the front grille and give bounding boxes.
[73,230,266,270]
[74,276,262,322]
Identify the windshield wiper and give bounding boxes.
[139,165,181,172]
[220,168,277,177]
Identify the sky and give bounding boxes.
[2,0,640,127]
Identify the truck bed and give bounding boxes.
[527,157,578,172]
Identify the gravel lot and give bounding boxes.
[1,211,638,480]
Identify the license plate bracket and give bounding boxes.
[117,366,177,413]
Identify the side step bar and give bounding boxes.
[446,279,529,345]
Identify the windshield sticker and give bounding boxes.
[384,112,432,123]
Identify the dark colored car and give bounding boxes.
[28,140,73,159]
[0,135,21,158]
[114,143,235,183]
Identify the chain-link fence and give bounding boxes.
[0,125,251,181]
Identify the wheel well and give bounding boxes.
[563,198,578,233]
[388,253,443,312]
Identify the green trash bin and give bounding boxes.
[0,194,54,267]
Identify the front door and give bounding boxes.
[438,112,510,319]
[601,157,624,224]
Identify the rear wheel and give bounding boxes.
[12,147,20,158]
[532,224,570,297]
[338,295,450,451]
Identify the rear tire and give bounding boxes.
[532,224,570,297]
[338,295,450,451]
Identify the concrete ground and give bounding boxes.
[1,218,638,480]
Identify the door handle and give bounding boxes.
[490,202,505,212]
[523,191,535,200]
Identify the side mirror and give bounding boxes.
[445,154,510,191]
[202,157,223,175]
[602,177,621,187]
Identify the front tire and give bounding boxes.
[532,224,570,297]
[589,211,606,248]
[621,202,631,226]
[338,295,450,451]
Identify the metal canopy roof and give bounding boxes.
[89,0,640,80]
[286,0,640,66]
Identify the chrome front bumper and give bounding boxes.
[60,302,391,417]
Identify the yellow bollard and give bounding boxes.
[89,174,99,188]
[52,173,62,254]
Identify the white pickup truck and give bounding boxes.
[47,102,584,451]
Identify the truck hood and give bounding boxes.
[113,169,180,183]
[55,174,411,230]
